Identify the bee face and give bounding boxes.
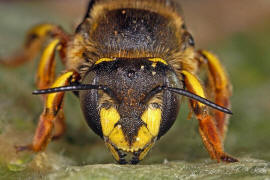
[79,58,181,163]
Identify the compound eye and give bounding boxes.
[182,31,195,50]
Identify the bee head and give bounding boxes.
[79,57,181,164]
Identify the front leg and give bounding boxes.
[181,70,237,162]
[16,71,80,152]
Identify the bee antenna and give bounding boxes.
[142,86,232,115]
[32,84,120,103]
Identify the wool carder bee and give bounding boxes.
[0,0,238,164]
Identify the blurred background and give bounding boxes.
[0,0,270,178]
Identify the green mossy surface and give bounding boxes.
[0,2,270,180]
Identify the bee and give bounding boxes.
[0,0,238,164]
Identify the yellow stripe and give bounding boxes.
[148,58,168,65]
[37,39,60,80]
[46,71,74,109]
[28,24,56,37]
[182,70,206,107]
[95,58,115,65]
[201,50,228,89]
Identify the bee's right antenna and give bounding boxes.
[141,86,232,115]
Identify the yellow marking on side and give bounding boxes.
[95,58,115,65]
[141,105,162,136]
[181,70,206,107]
[100,107,120,136]
[46,71,74,109]
[28,24,56,37]
[105,142,120,161]
[37,39,61,85]
[109,125,129,151]
[148,58,168,65]
[131,126,153,151]
[201,50,228,89]
[139,143,154,160]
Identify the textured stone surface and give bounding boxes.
[47,159,270,180]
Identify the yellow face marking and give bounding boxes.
[201,50,228,89]
[104,105,160,153]
[108,125,129,151]
[148,58,168,65]
[46,71,74,109]
[100,107,120,136]
[95,58,115,65]
[131,126,153,151]
[141,105,162,136]
[181,70,206,107]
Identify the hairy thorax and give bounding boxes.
[66,0,198,76]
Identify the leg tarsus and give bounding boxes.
[30,113,54,152]
[198,114,238,163]
[15,144,32,153]
[51,109,66,140]
[198,114,222,160]
[220,153,239,163]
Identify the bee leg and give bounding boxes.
[15,71,80,152]
[196,50,231,141]
[51,109,66,140]
[36,38,62,89]
[0,24,69,67]
[34,38,69,139]
[181,70,238,163]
